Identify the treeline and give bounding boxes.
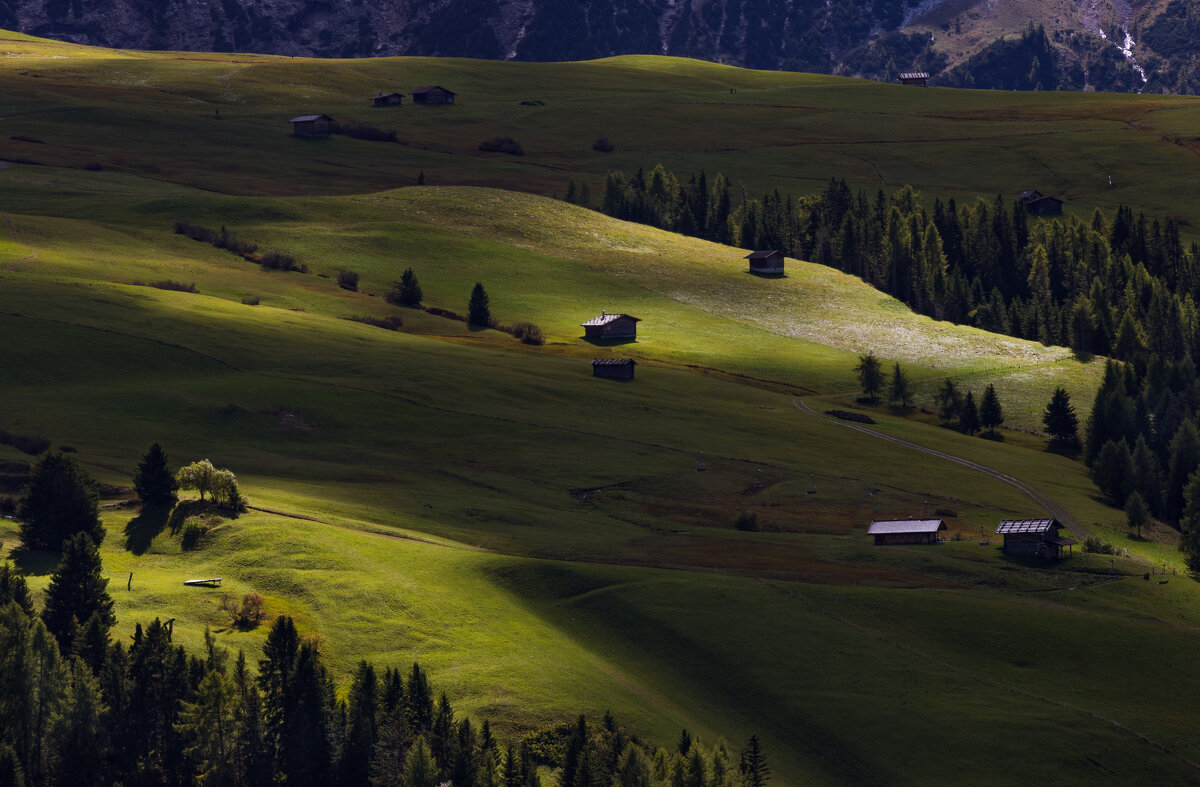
[595,166,1200,369]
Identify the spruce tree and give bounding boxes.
[1042,387,1079,447]
[854,353,884,403]
[17,451,103,552]
[1179,472,1200,571]
[339,660,379,787]
[402,737,438,787]
[0,561,34,618]
[739,735,769,787]
[1092,439,1133,507]
[959,391,980,435]
[430,692,456,778]
[936,378,961,423]
[133,443,177,505]
[1167,421,1200,523]
[979,384,1004,435]
[406,663,434,735]
[41,533,114,653]
[388,268,423,307]
[468,283,492,328]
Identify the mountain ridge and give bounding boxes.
[2,0,1197,92]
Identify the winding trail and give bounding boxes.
[792,397,1089,540]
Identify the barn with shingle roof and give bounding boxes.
[591,358,636,380]
[996,518,1075,558]
[581,311,641,340]
[867,519,946,545]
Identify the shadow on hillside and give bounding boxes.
[1072,349,1094,363]
[168,499,240,535]
[747,270,787,278]
[124,503,173,555]
[8,546,60,577]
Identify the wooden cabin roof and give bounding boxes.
[375,92,404,99]
[412,85,456,96]
[744,250,783,261]
[898,72,929,80]
[867,519,946,535]
[290,114,333,123]
[592,358,636,367]
[581,312,641,327]
[996,518,1060,534]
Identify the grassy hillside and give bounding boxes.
[2,33,1200,783]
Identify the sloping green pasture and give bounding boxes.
[2,32,1199,783]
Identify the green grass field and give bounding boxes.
[3,31,1200,783]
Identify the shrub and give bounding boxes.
[220,592,266,629]
[425,306,465,322]
[180,521,207,551]
[0,430,51,456]
[510,322,545,345]
[478,137,524,155]
[592,137,614,152]
[346,315,403,331]
[734,511,759,531]
[386,268,423,307]
[260,250,308,273]
[241,295,261,305]
[336,269,359,291]
[1085,536,1117,555]
[135,279,198,293]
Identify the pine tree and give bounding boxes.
[430,692,456,778]
[854,353,884,403]
[17,451,103,552]
[1178,472,1200,570]
[959,391,980,435]
[888,362,913,408]
[615,743,652,787]
[739,735,769,787]
[406,663,434,735]
[1092,439,1133,507]
[1167,421,1200,523]
[177,654,238,785]
[133,443,178,505]
[41,533,114,653]
[979,384,1004,435]
[402,737,438,787]
[0,561,34,618]
[467,282,492,328]
[388,268,423,307]
[339,660,379,787]
[1042,387,1079,447]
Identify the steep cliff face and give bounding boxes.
[0,0,1193,93]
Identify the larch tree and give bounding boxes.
[739,735,769,787]
[888,362,913,408]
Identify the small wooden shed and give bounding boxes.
[411,86,456,105]
[1019,190,1063,216]
[996,518,1076,558]
[898,72,929,86]
[868,519,946,545]
[290,114,333,137]
[744,250,785,275]
[372,91,405,107]
[592,358,636,379]
[581,311,641,340]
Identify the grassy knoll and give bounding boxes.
[3,32,1200,783]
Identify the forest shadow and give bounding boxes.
[581,336,637,346]
[8,546,60,577]
[124,502,173,555]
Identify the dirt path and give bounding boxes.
[792,397,1089,539]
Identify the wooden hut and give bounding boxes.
[592,358,636,379]
[411,86,456,105]
[581,311,641,340]
[744,250,785,275]
[996,518,1076,558]
[898,72,929,86]
[867,519,946,545]
[372,91,405,107]
[1018,190,1063,216]
[290,114,333,137]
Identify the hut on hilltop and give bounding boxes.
[744,250,785,275]
[411,86,456,105]
[290,114,333,137]
[898,72,929,86]
[582,311,641,340]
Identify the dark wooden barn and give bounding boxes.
[592,358,636,379]
[898,72,929,86]
[290,114,333,137]
[744,250,785,275]
[581,311,641,340]
[411,86,456,105]
[372,92,404,107]
[1019,190,1064,216]
[867,519,946,545]
[996,518,1076,558]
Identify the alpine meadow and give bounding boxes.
[7,28,1200,786]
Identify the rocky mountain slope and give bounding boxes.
[0,0,1195,92]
